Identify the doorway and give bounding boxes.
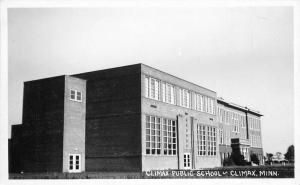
[68,154,81,173]
[183,153,191,169]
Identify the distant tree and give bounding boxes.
[284,145,294,163]
[250,153,260,165]
[231,148,247,166]
[266,153,273,161]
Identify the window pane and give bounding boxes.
[77,92,82,101]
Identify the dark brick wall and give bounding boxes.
[86,156,141,172]
[74,64,142,171]
[10,76,65,172]
[9,125,23,173]
[22,76,65,124]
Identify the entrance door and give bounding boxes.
[183,153,191,169]
[69,154,81,173]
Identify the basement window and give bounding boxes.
[70,89,82,102]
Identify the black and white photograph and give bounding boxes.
[0,0,299,184]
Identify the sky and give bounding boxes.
[7,7,293,154]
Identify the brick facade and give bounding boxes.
[9,64,264,172]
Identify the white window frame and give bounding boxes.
[207,126,217,156]
[196,124,206,156]
[179,88,190,108]
[70,89,82,102]
[146,115,177,156]
[183,153,191,169]
[219,129,224,144]
[161,82,175,105]
[68,154,81,173]
[145,76,160,101]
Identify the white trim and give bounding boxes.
[68,154,81,173]
[70,89,83,102]
[183,153,191,169]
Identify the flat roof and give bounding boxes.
[217,97,263,116]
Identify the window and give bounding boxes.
[179,88,190,108]
[208,98,212,114]
[76,91,82,101]
[145,116,160,155]
[145,76,160,100]
[162,119,177,155]
[219,129,224,144]
[196,124,206,156]
[208,98,215,114]
[70,90,76,100]
[195,93,205,112]
[146,115,177,156]
[212,99,215,114]
[207,126,216,156]
[161,82,175,104]
[145,76,149,98]
[161,82,166,102]
[183,153,191,169]
[70,89,82,102]
[197,125,217,156]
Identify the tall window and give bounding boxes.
[145,76,149,98]
[199,95,203,111]
[219,129,224,144]
[146,116,160,155]
[162,119,177,155]
[197,125,217,156]
[146,115,177,156]
[161,82,175,104]
[196,124,206,156]
[210,98,215,114]
[179,88,190,108]
[195,93,204,112]
[207,126,216,156]
[145,76,160,100]
[208,97,212,114]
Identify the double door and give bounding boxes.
[69,154,81,173]
[183,153,191,169]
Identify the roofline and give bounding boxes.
[140,63,216,94]
[24,75,87,84]
[72,63,141,77]
[23,63,216,94]
[23,75,66,84]
[217,97,263,116]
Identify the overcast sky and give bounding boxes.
[8,7,293,154]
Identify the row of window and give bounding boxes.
[145,116,177,155]
[217,108,262,134]
[145,76,216,115]
[196,125,217,156]
[193,92,215,114]
[145,115,217,156]
[217,107,246,127]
